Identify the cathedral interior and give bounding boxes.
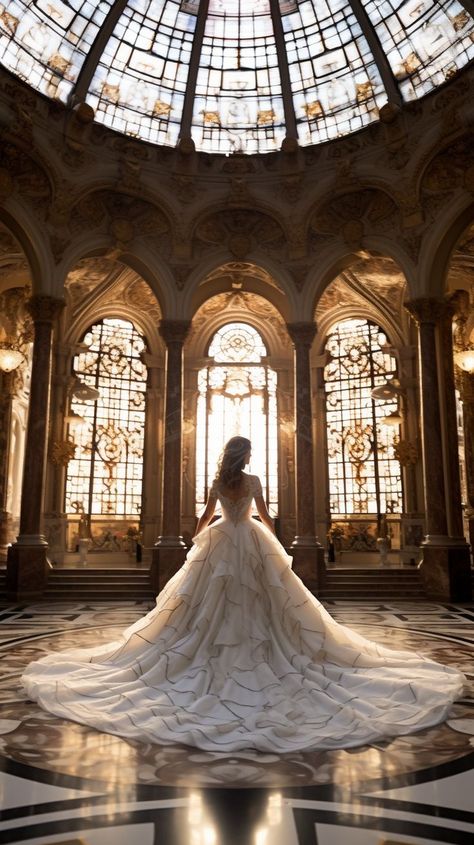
[0,0,474,842]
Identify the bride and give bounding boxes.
[22,436,465,753]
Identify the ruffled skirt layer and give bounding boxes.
[22,519,465,752]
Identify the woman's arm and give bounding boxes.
[255,494,276,535]
[194,495,217,537]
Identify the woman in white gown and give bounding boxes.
[22,436,465,753]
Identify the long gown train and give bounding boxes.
[22,477,465,753]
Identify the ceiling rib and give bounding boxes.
[178,0,211,143]
[348,0,402,106]
[268,0,298,142]
[70,0,129,105]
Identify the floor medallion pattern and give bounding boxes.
[1,600,473,845]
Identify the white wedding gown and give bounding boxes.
[22,475,465,753]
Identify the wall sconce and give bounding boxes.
[370,379,405,401]
[65,409,86,430]
[71,377,101,402]
[381,408,404,426]
[0,341,24,372]
[454,348,474,374]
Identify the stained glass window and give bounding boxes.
[87,0,196,146]
[1,0,473,152]
[0,1,114,100]
[282,0,386,145]
[65,318,147,516]
[361,0,474,100]
[191,0,286,154]
[196,322,278,516]
[324,318,403,515]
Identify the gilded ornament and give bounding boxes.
[0,8,19,34]
[228,234,251,259]
[356,81,373,102]
[257,109,276,125]
[400,52,421,75]
[303,101,323,118]
[102,83,121,104]
[452,11,470,30]
[110,218,134,244]
[47,53,71,75]
[201,110,220,125]
[50,439,76,466]
[153,99,172,117]
[393,439,418,466]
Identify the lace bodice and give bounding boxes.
[210,474,262,525]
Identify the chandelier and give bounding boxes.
[0,340,25,373]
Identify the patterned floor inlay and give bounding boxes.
[0,600,473,845]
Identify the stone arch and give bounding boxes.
[0,206,52,293]
[187,289,292,361]
[181,255,298,322]
[54,239,175,318]
[64,262,164,357]
[190,205,289,268]
[302,239,415,318]
[307,185,401,247]
[417,196,474,297]
[314,302,405,357]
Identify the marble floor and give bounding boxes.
[0,599,473,845]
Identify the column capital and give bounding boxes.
[404,297,450,325]
[449,288,470,319]
[286,321,317,348]
[27,296,65,323]
[159,319,192,346]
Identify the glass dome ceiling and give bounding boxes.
[0,0,473,155]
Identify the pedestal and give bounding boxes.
[419,542,472,601]
[6,542,52,600]
[289,543,325,593]
[0,510,12,562]
[151,541,188,593]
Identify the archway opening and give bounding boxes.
[195,322,278,518]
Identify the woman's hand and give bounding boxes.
[194,496,216,537]
[255,495,277,536]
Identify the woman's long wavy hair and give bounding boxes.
[215,436,251,490]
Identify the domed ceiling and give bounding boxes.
[0,0,473,155]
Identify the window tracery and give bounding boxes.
[65,317,147,517]
[195,322,278,517]
[324,318,403,515]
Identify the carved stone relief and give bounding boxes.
[189,290,289,349]
[0,142,51,211]
[421,138,474,219]
[65,257,161,322]
[194,209,287,259]
[201,262,285,292]
[69,190,171,255]
[316,255,406,322]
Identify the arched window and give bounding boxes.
[324,319,402,516]
[196,322,278,516]
[65,318,147,517]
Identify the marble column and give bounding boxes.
[439,298,466,541]
[6,296,64,599]
[286,322,324,591]
[140,353,164,557]
[151,319,191,592]
[0,371,14,560]
[405,298,471,601]
[451,289,474,559]
[460,369,474,555]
